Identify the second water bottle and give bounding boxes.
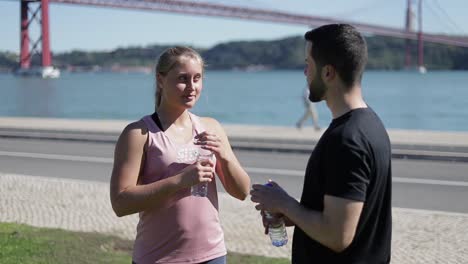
[264,182,288,247]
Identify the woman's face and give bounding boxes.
[159,57,203,109]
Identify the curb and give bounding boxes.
[1,128,468,163]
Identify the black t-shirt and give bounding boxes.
[292,107,392,264]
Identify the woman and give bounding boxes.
[110,46,251,264]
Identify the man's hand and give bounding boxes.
[251,180,296,231]
[250,181,291,213]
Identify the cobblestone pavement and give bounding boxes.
[1,173,468,263]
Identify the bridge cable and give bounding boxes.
[424,0,465,35]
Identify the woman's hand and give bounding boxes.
[194,131,228,161]
[196,118,251,201]
[180,159,215,187]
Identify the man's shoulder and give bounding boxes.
[326,116,387,153]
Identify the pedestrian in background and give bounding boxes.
[296,85,321,131]
[110,46,250,264]
[251,24,392,263]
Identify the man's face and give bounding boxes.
[304,42,327,102]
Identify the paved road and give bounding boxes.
[1,137,468,213]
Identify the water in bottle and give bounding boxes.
[264,183,288,247]
[191,150,213,197]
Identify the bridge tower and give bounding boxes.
[405,0,425,73]
[416,0,426,73]
[18,0,60,78]
[404,0,414,68]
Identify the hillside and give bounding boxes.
[1,35,468,72]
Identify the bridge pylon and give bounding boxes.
[404,0,414,68]
[404,0,426,73]
[17,0,60,78]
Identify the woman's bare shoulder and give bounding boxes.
[119,119,148,142]
[199,116,222,130]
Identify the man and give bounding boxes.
[250,24,392,263]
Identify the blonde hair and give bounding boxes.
[155,46,205,110]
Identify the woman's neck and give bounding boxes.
[156,106,191,130]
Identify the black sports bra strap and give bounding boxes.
[151,112,165,131]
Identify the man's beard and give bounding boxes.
[308,75,327,103]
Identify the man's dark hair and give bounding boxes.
[304,24,367,87]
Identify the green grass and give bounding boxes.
[0,222,289,264]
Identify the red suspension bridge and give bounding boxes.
[16,0,468,77]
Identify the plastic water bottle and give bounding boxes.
[264,183,288,247]
[191,150,213,197]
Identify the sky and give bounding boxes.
[0,0,467,53]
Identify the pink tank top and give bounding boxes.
[132,112,226,264]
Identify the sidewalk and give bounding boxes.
[1,117,468,263]
[2,117,468,148]
[1,117,468,162]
